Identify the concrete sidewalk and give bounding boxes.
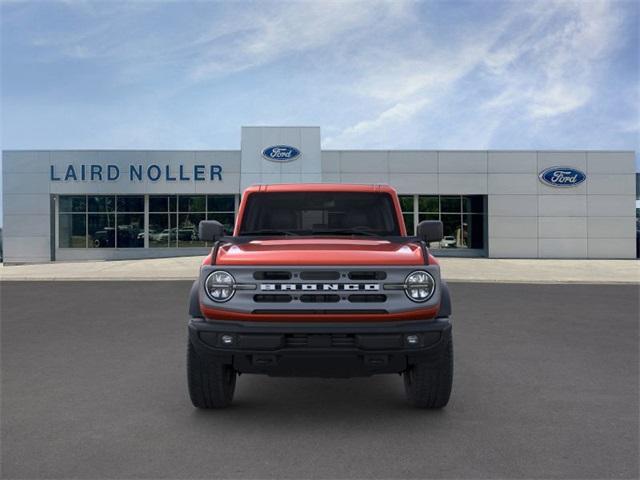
[1,256,638,284]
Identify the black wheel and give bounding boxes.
[187,340,236,408]
[404,336,453,408]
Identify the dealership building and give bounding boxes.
[1,126,637,263]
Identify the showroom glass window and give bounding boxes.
[59,195,144,248]
[60,194,236,249]
[178,195,206,247]
[398,195,415,234]
[88,196,116,248]
[398,195,486,251]
[59,196,87,247]
[418,195,485,250]
[149,195,177,248]
[115,196,144,248]
[149,195,236,248]
[207,195,235,233]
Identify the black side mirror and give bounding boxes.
[199,220,225,242]
[416,220,443,243]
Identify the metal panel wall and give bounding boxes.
[2,139,636,262]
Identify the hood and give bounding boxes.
[215,237,425,266]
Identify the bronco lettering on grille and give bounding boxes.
[260,283,380,291]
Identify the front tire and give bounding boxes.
[404,336,453,408]
[187,340,236,408]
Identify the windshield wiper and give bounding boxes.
[239,229,300,236]
[310,228,382,237]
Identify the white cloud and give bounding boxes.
[528,84,592,118]
[481,0,624,119]
[20,0,413,85]
[325,98,429,147]
[326,0,628,147]
[3,0,635,153]
[190,1,409,79]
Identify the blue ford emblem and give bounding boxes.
[261,145,301,162]
[538,166,586,188]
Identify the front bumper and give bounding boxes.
[188,318,452,378]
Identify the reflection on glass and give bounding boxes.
[149,196,169,212]
[178,195,206,213]
[398,195,486,251]
[178,213,205,247]
[418,196,439,212]
[116,213,144,247]
[117,196,144,213]
[208,213,235,233]
[57,194,237,250]
[462,196,484,213]
[440,214,462,249]
[59,214,86,247]
[418,213,439,222]
[403,213,414,235]
[88,196,115,212]
[208,195,235,212]
[59,196,86,213]
[399,196,414,212]
[440,197,461,213]
[464,213,484,249]
[149,213,169,248]
[88,214,115,248]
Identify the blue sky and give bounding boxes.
[1,0,639,222]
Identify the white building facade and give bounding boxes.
[2,126,637,263]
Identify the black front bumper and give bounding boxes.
[188,318,452,378]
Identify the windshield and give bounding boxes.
[239,192,401,236]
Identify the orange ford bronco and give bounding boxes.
[188,184,452,408]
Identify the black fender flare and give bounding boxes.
[437,280,452,318]
[188,279,203,319]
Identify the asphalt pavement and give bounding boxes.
[1,281,638,479]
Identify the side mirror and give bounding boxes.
[416,220,443,243]
[199,220,225,242]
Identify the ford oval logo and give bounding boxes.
[538,166,586,188]
[261,145,301,162]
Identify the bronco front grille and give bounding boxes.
[250,268,391,311]
[215,266,431,315]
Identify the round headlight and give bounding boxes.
[404,270,435,302]
[205,271,236,302]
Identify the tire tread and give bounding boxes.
[404,337,453,408]
[187,340,236,408]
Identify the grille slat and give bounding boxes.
[348,294,387,303]
[254,294,292,303]
[300,294,340,303]
[254,271,292,280]
[348,271,387,280]
[300,271,340,280]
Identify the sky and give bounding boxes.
[1,0,639,222]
